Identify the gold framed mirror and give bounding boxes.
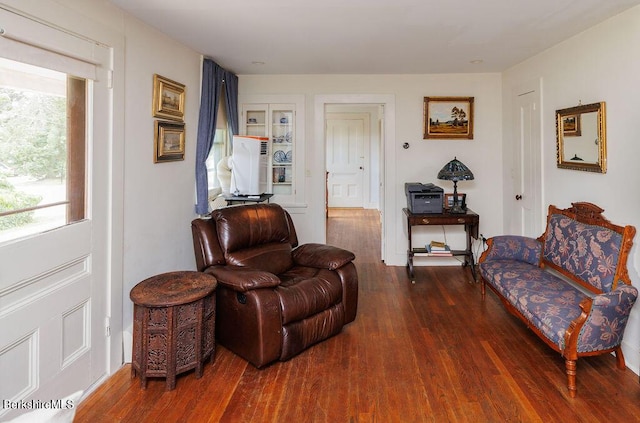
[556,102,606,173]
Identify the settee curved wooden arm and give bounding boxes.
[562,297,592,398]
[562,286,635,397]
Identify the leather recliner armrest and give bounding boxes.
[205,266,280,292]
[292,243,355,270]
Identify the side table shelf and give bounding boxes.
[130,271,217,391]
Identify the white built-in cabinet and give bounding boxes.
[240,96,305,205]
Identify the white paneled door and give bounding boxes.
[512,82,543,237]
[0,8,112,419]
[326,113,369,208]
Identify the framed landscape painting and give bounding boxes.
[154,121,185,162]
[562,114,581,136]
[152,74,185,121]
[424,96,474,139]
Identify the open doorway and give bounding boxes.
[314,94,395,263]
[325,104,382,210]
[324,104,383,252]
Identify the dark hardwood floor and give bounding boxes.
[75,208,640,422]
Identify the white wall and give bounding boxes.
[238,74,504,266]
[118,13,201,361]
[502,5,640,374]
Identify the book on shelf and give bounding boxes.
[428,241,449,251]
[425,242,452,256]
[430,240,446,249]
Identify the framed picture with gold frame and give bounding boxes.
[424,96,474,139]
[561,114,581,137]
[154,121,185,163]
[152,74,185,121]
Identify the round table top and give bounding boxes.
[130,271,217,307]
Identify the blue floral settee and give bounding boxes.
[479,202,637,397]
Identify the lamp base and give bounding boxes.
[449,204,466,214]
[449,181,466,214]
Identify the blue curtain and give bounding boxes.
[194,59,238,215]
[223,70,239,136]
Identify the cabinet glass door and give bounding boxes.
[271,107,294,196]
[244,107,267,137]
[241,102,299,201]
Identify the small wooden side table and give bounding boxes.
[403,207,480,283]
[130,271,217,390]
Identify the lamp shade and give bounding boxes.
[437,157,474,182]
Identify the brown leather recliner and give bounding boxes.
[191,203,358,368]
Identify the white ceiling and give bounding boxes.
[109,0,640,75]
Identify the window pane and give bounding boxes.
[206,82,230,193]
[0,58,86,243]
[206,128,228,191]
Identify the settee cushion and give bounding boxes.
[543,213,623,293]
[480,259,584,348]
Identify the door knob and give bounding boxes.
[515,194,523,200]
[359,166,363,170]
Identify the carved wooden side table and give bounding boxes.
[130,271,217,390]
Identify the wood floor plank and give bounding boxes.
[75,208,640,422]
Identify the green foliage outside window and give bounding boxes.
[0,86,65,230]
[0,87,66,180]
[0,174,41,230]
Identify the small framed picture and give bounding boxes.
[273,167,285,183]
[154,121,185,163]
[424,96,474,139]
[152,74,185,121]
[562,114,581,137]
[444,193,466,209]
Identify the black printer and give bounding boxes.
[405,182,444,214]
